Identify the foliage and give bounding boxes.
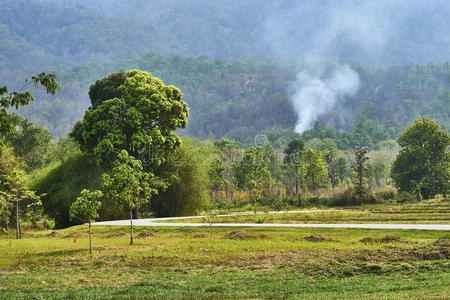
[102,150,158,244]
[0,72,59,137]
[234,146,273,211]
[30,153,123,228]
[69,189,102,253]
[73,70,189,167]
[392,118,450,199]
[302,149,328,194]
[151,138,210,217]
[284,139,305,197]
[3,114,54,171]
[69,189,103,225]
[0,145,41,235]
[353,146,370,203]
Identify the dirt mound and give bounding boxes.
[433,238,450,247]
[193,234,210,239]
[64,232,86,239]
[302,235,334,242]
[136,231,156,239]
[226,231,269,240]
[360,236,404,244]
[106,232,127,238]
[47,231,62,237]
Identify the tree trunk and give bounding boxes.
[129,207,134,245]
[295,165,299,197]
[88,223,92,254]
[16,200,20,240]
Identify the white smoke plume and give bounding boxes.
[291,64,359,133]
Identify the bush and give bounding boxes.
[395,191,416,203]
[30,154,125,228]
[374,189,397,202]
[330,188,377,206]
[300,196,330,207]
[150,138,210,217]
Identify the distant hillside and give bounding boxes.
[17,54,450,144]
[1,0,450,78]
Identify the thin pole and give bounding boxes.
[16,200,19,240]
[130,207,133,245]
[89,223,92,254]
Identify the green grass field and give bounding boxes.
[0,199,448,299]
[1,224,449,299]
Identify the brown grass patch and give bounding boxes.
[302,235,334,242]
[136,231,156,239]
[360,236,405,244]
[192,234,210,239]
[225,231,270,240]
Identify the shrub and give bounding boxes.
[395,191,416,203]
[330,188,377,206]
[30,153,125,228]
[374,189,397,202]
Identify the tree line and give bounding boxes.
[0,71,448,243]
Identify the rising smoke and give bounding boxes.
[263,0,448,133]
[291,65,359,133]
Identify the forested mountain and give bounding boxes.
[1,0,450,77]
[1,0,449,144]
[17,54,450,144]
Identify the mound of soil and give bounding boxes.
[106,232,127,238]
[193,234,210,239]
[226,231,269,240]
[302,235,334,242]
[136,231,156,239]
[64,232,86,239]
[47,231,62,237]
[360,236,404,244]
[433,238,450,247]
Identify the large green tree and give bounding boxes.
[392,118,449,199]
[72,70,189,167]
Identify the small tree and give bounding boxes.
[0,147,40,238]
[284,139,305,200]
[102,150,157,245]
[302,149,328,195]
[353,146,370,203]
[69,189,103,254]
[233,147,272,213]
[323,149,338,190]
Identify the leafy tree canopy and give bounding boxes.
[392,118,449,199]
[73,70,189,167]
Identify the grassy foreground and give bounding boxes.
[1,224,449,299]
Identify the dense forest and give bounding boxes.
[12,54,450,146]
[2,0,449,143]
[0,0,449,229]
[2,0,450,74]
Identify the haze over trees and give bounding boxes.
[0,1,448,231]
